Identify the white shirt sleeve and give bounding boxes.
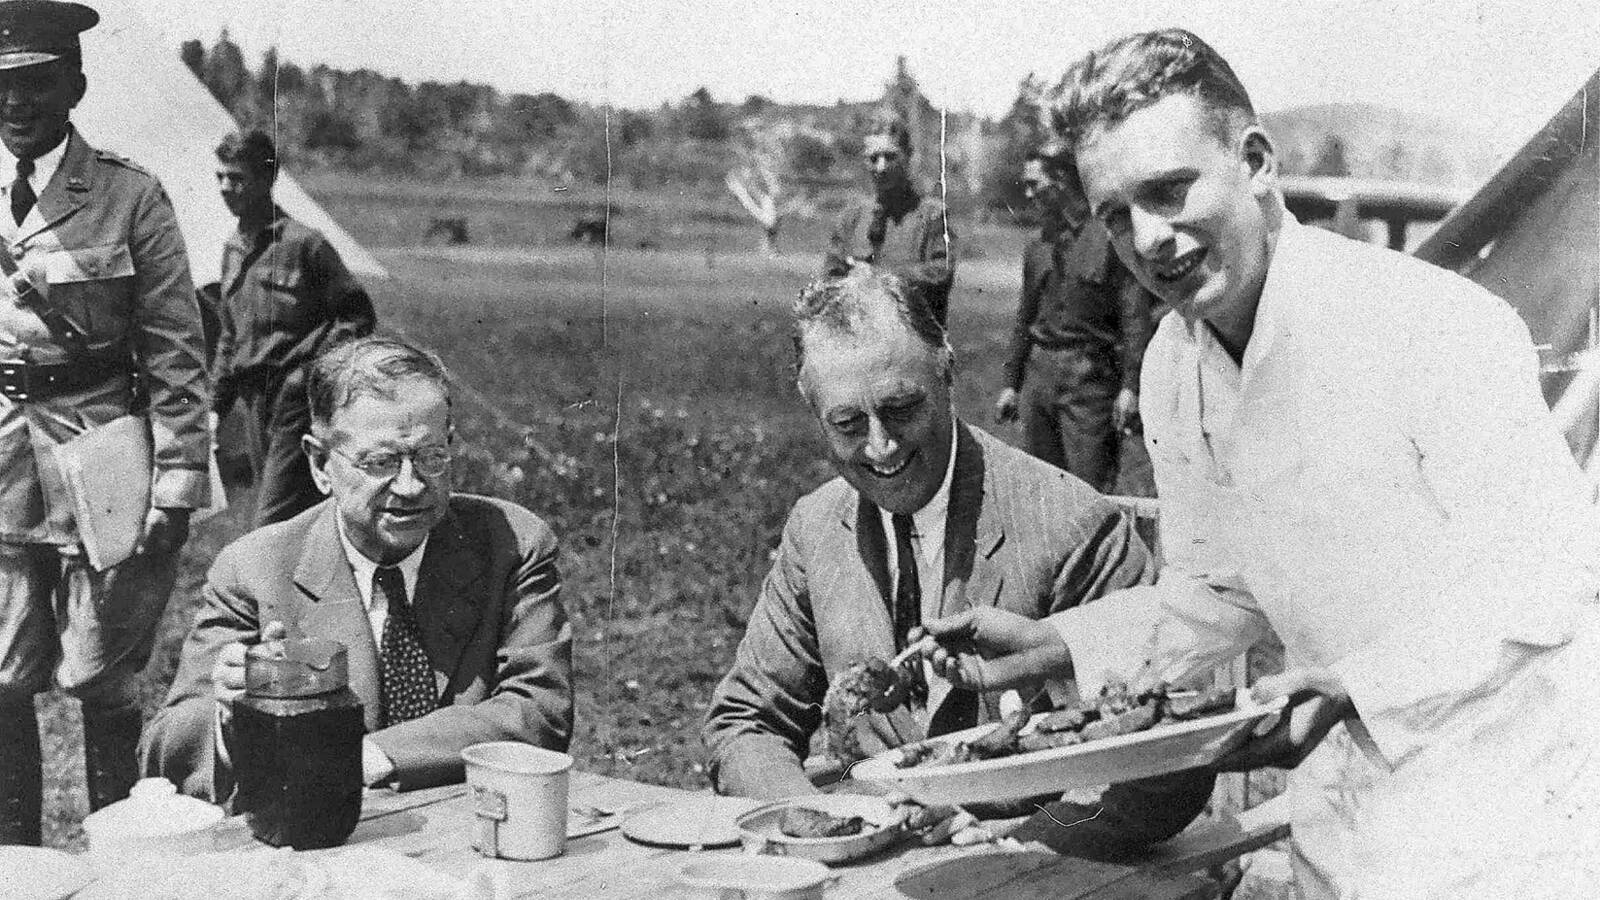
[1051,326,1275,696]
[1051,576,1271,696]
[1332,299,1600,765]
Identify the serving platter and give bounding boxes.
[850,694,1286,807]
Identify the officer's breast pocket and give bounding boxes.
[42,242,135,285]
[40,243,136,337]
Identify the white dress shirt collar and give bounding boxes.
[877,418,960,574]
[0,126,71,205]
[335,511,429,611]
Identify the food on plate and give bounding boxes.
[821,656,917,761]
[894,682,1237,768]
[960,709,1031,760]
[1166,687,1239,720]
[777,805,867,838]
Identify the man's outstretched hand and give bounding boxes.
[910,607,1073,692]
[1214,667,1355,772]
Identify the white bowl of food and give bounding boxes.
[735,793,905,865]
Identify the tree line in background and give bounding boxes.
[183,30,1490,221]
[184,32,989,210]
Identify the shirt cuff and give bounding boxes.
[1047,586,1167,698]
[362,738,397,787]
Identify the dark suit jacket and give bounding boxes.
[704,424,1152,797]
[140,493,573,799]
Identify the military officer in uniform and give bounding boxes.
[0,1,211,844]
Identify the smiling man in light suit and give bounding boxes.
[704,270,1211,856]
[140,335,572,800]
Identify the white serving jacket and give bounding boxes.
[1054,217,1600,898]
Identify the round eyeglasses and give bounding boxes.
[333,445,451,480]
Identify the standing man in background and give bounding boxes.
[996,141,1153,493]
[0,1,211,843]
[211,128,375,527]
[822,114,956,326]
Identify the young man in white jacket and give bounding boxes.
[918,28,1600,900]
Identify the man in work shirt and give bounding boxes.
[996,141,1153,492]
[211,128,375,527]
[0,1,211,843]
[821,114,956,326]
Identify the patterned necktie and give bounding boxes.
[375,566,436,727]
[11,157,35,226]
[891,513,928,706]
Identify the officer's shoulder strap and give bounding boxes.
[92,148,156,179]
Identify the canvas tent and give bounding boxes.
[1415,68,1600,476]
[72,0,387,287]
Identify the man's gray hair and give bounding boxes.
[306,335,452,433]
[791,269,954,384]
[1052,28,1257,151]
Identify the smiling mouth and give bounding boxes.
[1153,249,1205,284]
[865,455,913,478]
[382,508,430,524]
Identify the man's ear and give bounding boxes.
[302,434,333,495]
[1240,127,1278,198]
[67,69,86,109]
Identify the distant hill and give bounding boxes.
[1264,102,1500,189]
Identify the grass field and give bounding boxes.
[37,173,1157,847]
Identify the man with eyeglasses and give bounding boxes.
[211,128,375,527]
[821,113,956,326]
[141,336,573,800]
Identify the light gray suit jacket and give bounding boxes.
[140,494,573,800]
[704,424,1153,799]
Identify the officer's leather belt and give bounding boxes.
[0,355,131,402]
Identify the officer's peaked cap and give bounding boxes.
[0,1,98,72]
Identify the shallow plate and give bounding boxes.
[678,855,836,897]
[736,794,905,865]
[621,795,763,849]
[851,696,1287,807]
[0,846,95,900]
